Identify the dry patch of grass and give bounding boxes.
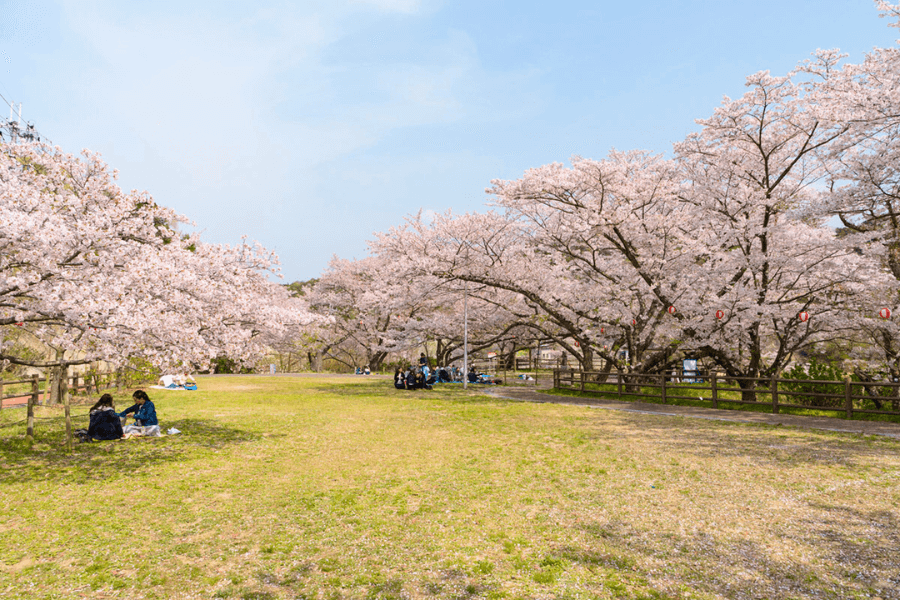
[1,376,899,599]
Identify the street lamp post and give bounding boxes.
[463,280,468,390]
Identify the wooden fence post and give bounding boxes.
[617,368,623,399]
[845,378,853,420]
[580,370,585,392]
[0,379,4,411]
[26,374,38,442]
[660,372,667,404]
[711,372,718,409]
[771,375,779,414]
[553,369,559,389]
[64,385,73,453]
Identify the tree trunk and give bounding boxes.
[579,346,594,373]
[48,364,67,406]
[592,358,614,383]
[309,351,322,373]
[891,367,900,412]
[739,377,757,404]
[623,369,640,393]
[501,348,516,370]
[436,339,452,367]
[46,349,66,406]
[368,351,388,373]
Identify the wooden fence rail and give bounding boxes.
[0,370,126,409]
[553,369,900,420]
[0,369,142,448]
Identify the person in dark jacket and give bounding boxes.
[118,389,158,426]
[394,367,406,390]
[405,368,418,390]
[87,393,124,441]
[416,370,433,390]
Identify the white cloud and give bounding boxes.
[29,0,544,278]
[350,0,425,14]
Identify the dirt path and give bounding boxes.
[487,385,900,438]
[0,393,50,409]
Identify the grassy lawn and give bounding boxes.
[1,376,899,600]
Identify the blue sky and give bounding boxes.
[1,0,897,281]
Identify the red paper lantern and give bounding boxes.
[715,310,724,320]
[798,311,810,322]
[574,341,580,347]
[631,319,636,326]
[880,307,892,320]
[667,306,676,315]
[14,322,23,327]
[600,327,604,334]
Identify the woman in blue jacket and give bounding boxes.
[118,389,158,426]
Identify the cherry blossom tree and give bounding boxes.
[794,2,900,384]
[0,141,315,391]
[374,210,622,373]
[670,69,878,398]
[322,1,900,390]
[486,151,697,379]
[307,255,429,371]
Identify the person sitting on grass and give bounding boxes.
[158,373,197,389]
[87,393,123,441]
[118,390,158,427]
[175,373,197,389]
[405,367,418,390]
[415,370,433,390]
[394,367,407,390]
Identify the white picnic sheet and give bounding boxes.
[122,424,161,438]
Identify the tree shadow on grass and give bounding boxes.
[563,503,900,599]
[575,408,900,470]
[0,418,261,485]
[308,382,501,406]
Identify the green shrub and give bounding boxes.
[780,360,847,408]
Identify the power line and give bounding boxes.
[0,86,52,146]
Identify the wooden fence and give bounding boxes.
[0,369,139,451]
[553,369,900,419]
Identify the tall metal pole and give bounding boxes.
[463,280,468,390]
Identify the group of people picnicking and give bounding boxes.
[75,389,162,442]
[157,373,197,390]
[393,353,501,390]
